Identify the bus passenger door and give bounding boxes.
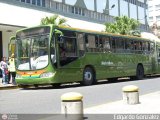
[55,30,81,82]
[58,36,78,67]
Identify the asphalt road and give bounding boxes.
[0,76,160,114]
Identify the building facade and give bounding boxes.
[148,0,160,37]
[0,0,148,59]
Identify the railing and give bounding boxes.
[3,0,149,31]
[48,0,114,24]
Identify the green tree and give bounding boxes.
[105,16,140,35]
[40,14,67,26]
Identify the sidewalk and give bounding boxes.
[0,78,18,90]
[84,91,160,114]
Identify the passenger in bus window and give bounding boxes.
[104,40,111,52]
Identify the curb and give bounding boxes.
[84,91,160,110]
[0,85,19,90]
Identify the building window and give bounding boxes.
[149,16,153,21]
[42,0,45,7]
[17,0,45,7]
[75,7,78,14]
[148,6,153,11]
[32,0,36,5]
[71,6,75,13]
[71,6,85,16]
[156,15,160,21]
[155,4,160,11]
[37,0,41,6]
[26,0,30,3]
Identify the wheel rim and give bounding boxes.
[84,71,92,81]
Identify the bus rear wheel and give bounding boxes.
[136,65,144,80]
[82,67,95,86]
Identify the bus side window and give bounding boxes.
[85,34,96,52]
[103,37,111,52]
[99,37,103,52]
[148,42,151,53]
[111,37,116,52]
[134,41,138,51]
[95,36,99,52]
[143,42,148,54]
[135,41,142,53]
[116,37,124,53]
[125,39,131,53]
[85,35,89,52]
[150,42,154,53]
[131,40,135,51]
[77,33,85,56]
[139,42,142,51]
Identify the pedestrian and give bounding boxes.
[0,57,8,85]
[8,54,16,85]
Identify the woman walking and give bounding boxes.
[0,57,8,85]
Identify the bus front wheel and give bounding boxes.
[136,65,144,80]
[82,67,95,86]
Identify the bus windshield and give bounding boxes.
[16,34,50,71]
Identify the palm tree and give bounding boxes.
[105,16,140,35]
[40,14,67,26]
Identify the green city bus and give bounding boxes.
[15,24,160,87]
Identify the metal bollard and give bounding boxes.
[122,85,139,105]
[61,92,83,120]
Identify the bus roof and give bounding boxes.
[141,32,160,42]
[16,24,152,42]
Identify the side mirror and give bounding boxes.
[54,29,64,43]
[58,36,64,43]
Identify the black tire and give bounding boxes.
[82,67,95,86]
[136,65,144,80]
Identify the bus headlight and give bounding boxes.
[16,74,22,78]
[40,72,54,78]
